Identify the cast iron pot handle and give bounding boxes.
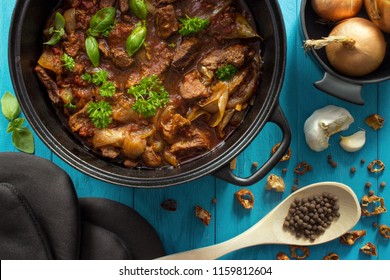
[214,105,291,186]
[314,72,364,105]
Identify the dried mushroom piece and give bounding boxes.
[367,159,385,173]
[290,245,310,260]
[230,158,237,170]
[340,230,366,245]
[235,189,255,209]
[323,253,339,260]
[379,225,390,239]
[294,161,312,175]
[271,143,292,162]
[360,242,378,256]
[361,194,387,216]
[195,205,211,226]
[265,174,285,192]
[365,114,384,130]
[161,199,177,211]
[276,252,290,260]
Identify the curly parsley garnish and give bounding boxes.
[61,53,75,71]
[179,16,210,36]
[82,70,116,97]
[92,70,108,86]
[216,64,238,81]
[100,81,116,97]
[87,101,112,129]
[127,74,169,117]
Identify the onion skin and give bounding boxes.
[311,0,363,21]
[326,17,386,77]
[365,0,390,33]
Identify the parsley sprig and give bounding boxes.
[179,16,210,36]
[216,64,238,81]
[100,81,116,97]
[61,53,75,71]
[82,70,116,97]
[127,75,169,117]
[87,101,112,129]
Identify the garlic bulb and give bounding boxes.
[340,130,366,152]
[304,105,354,151]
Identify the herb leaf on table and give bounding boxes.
[1,92,35,154]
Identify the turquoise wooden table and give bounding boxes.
[1,0,389,260]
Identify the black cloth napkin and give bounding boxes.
[0,152,165,260]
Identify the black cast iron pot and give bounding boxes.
[300,0,390,105]
[9,0,290,188]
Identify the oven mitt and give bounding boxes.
[79,198,165,260]
[0,183,53,259]
[0,152,80,260]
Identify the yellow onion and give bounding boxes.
[304,17,386,77]
[365,0,390,33]
[311,0,363,21]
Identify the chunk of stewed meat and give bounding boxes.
[68,108,95,137]
[98,39,111,58]
[170,128,211,156]
[155,5,179,39]
[142,42,173,77]
[100,146,121,159]
[172,37,199,69]
[108,22,133,46]
[156,0,178,6]
[99,0,116,8]
[111,48,134,69]
[179,70,209,100]
[118,0,129,13]
[200,44,250,70]
[63,32,85,57]
[67,0,81,8]
[34,65,60,103]
[162,113,191,143]
[142,146,162,167]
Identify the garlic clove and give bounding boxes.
[340,130,366,152]
[304,105,354,152]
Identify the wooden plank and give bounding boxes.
[134,176,216,255]
[376,81,390,260]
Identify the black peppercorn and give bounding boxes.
[283,192,340,241]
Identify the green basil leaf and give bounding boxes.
[86,36,100,67]
[129,0,148,20]
[89,7,116,36]
[43,29,64,45]
[12,127,35,154]
[1,92,21,121]
[54,12,65,30]
[7,118,25,133]
[126,23,147,56]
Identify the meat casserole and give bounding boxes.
[35,0,262,168]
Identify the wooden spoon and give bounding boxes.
[157,181,361,260]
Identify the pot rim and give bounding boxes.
[8,0,287,188]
